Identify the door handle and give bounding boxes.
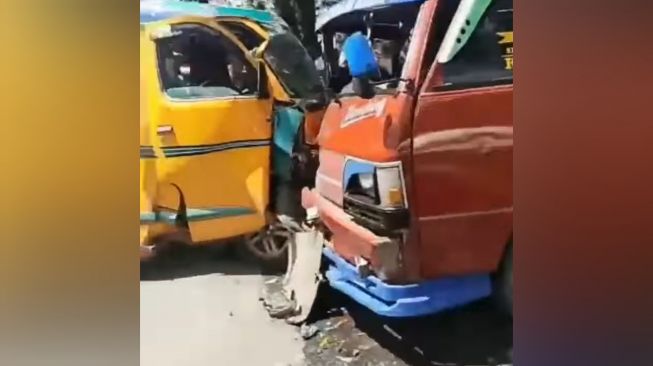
[157,125,174,135]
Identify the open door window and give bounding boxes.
[219,19,326,102]
[154,22,261,99]
[218,20,267,50]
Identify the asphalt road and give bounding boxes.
[140,246,307,366]
[141,245,512,366]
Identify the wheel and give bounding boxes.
[494,243,513,316]
[240,224,291,272]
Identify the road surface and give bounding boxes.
[141,246,307,366]
[141,245,512,366]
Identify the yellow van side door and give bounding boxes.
[140,30,162,245]
[143,18,274,242]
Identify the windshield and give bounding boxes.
[322,2,422,94]
[263,32,326,99]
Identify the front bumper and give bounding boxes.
[323,247,491,317]
[343,194,409,233]
[303,188,492,317]
[301,188,395,272]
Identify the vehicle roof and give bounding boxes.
[140,0,279,25]
[316,0,425,30]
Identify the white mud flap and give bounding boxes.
[263,228,324,325]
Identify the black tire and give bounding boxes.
[237,230,289,273]
[494,243,513,316]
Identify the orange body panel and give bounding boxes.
[412,86,513,277]
[309,0,513,282]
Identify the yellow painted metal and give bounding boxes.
[139,16,291,245]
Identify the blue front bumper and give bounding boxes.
[323,247,492,318]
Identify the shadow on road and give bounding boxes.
[308,287,512,366]
[140,242,280,281]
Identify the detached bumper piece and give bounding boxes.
[323,247,492,318]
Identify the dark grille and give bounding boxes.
[344,194,409,233]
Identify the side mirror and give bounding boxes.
[257,61,270,99]
[342,32,379,79]
[351,78,375,100]
[342,32,379,99]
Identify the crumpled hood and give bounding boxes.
[314,94,413,205]
[317,94,412,162]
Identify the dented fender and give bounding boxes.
[410,126,513,155]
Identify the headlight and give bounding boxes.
[375,166,405,208]
[345,163,406,209]
[357,172,375,190]
[354,172,377,199]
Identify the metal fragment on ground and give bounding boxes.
[300,324,320,340]
[324,318,348,332]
